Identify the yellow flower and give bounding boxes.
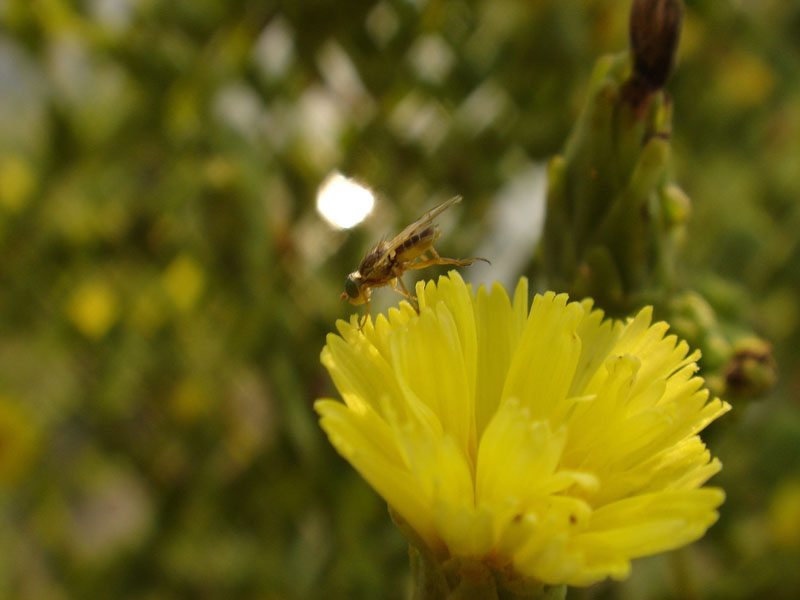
[315,272,729,587]
[0,395,41,485]
[66,279,119,340]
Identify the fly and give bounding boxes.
[341,196,488,327]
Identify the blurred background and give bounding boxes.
[1,0,799,598]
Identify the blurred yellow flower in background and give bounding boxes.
[316,272,729,587]
[162,254,205,313]
[0,155,36,213]
[66,278,119,340]
[0,396,40,485]
[768,479,800,549]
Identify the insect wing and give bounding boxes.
[372,196,462,270]
[356,241,389,276]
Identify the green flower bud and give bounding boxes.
[662,184,692,226]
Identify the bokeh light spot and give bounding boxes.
[316,172,374,229]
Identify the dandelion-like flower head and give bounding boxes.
[316,272,729,586]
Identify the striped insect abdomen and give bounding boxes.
[392,226,438,265]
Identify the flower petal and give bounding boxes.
[315,398,440,550]
[390,301,475,463]
[474,282,517,438]
[502,293,584,422]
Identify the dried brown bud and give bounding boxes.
[629,0,684,89]
[724,337,777,398]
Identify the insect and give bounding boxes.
[341,196,488,326]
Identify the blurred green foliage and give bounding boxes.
[0,0,799,598]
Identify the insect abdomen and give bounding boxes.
[394,226,437,264]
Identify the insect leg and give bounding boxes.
[392,276,417,304]
[358,294,371,332]
[430,247,491,266]
[390,274,419,311]
[407,247,490,270]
